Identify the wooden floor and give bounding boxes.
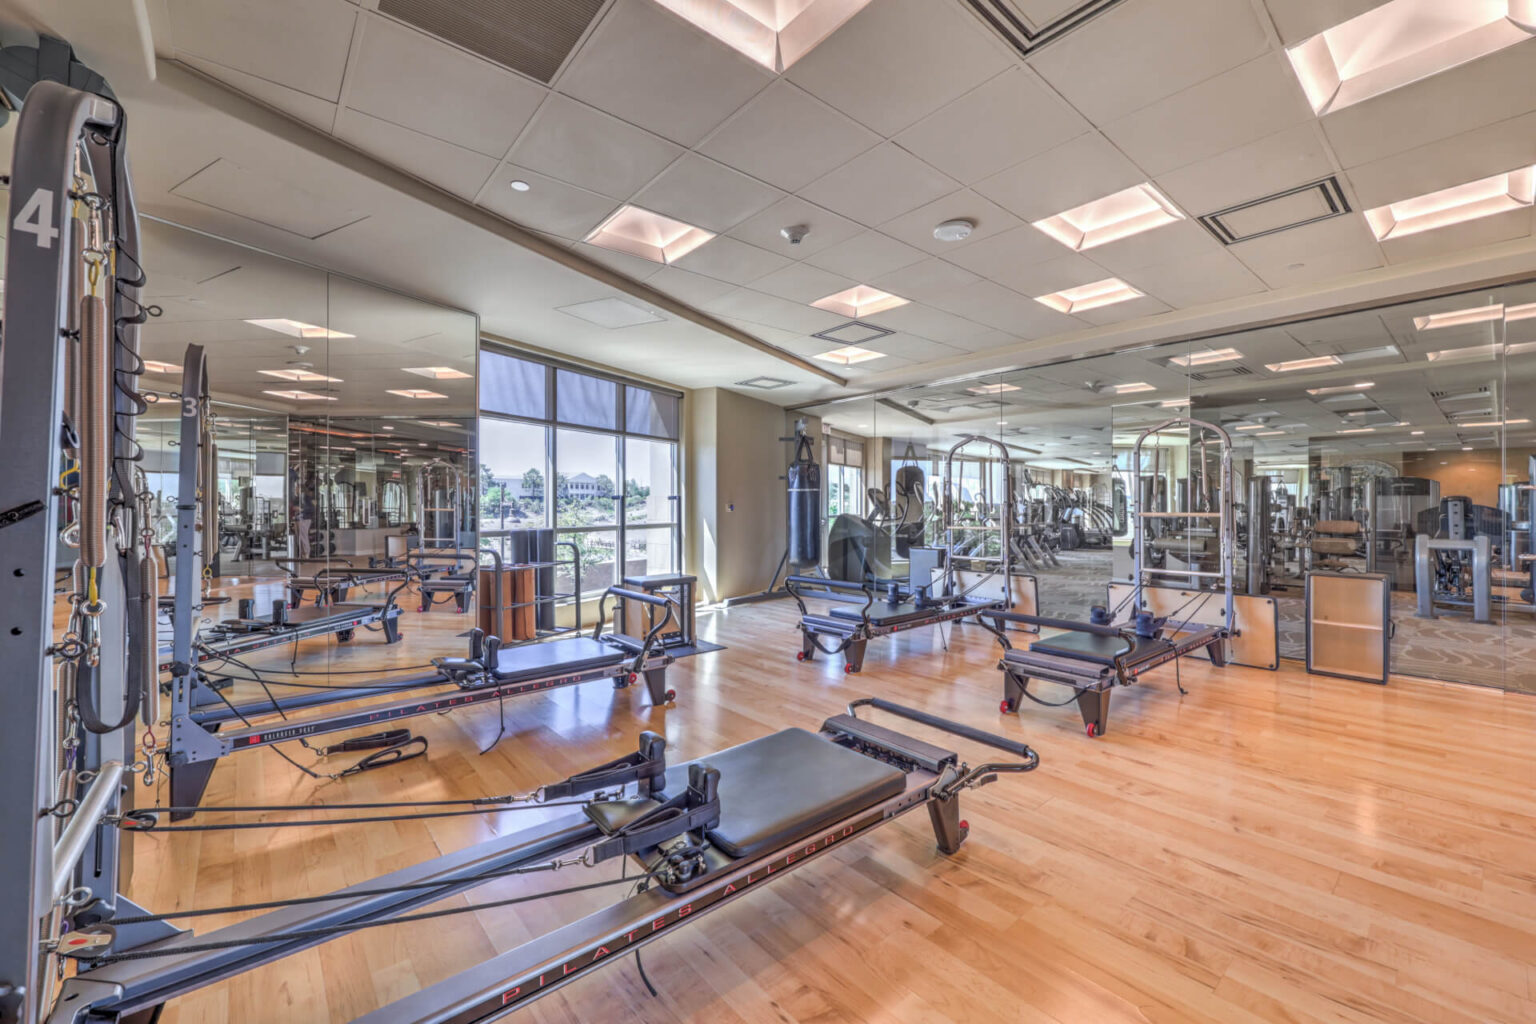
[123,585,1536,1024]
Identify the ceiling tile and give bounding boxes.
[478,163,618,240]
[944,224,1062,278]
[751,263,858,305]
[168,0,357,101]
[1128,249,1266,308]
[786,0,1011,136]
[699,288,846,335]
[346,16,546,159]
[1261,0,1399,47]
[555,0,773,146]
[168,157,367,239]
[1083,218,1222,276]
[1341,112,1536,209]
[727,196,865,257]
[507,93,684,199]
[1318,39,1536,167]
[802,229,928,279]
[974,133,1144,222]
[632,153,783,233]
[672,235,794,284]
[870,258,982,305]
[1229,214,1383,289]
[1006,253,1114,298]
[334,108,499,200]
[1378,208,1534,266]
[928,280,1083,337]
[878,189,1023,256]
[859,332,968,361]
[895,67,1088,185]
[646,266,741,307]
[697,80,881,193]
[1154,123,1336,215]
[799,143,959,228]
[569,238,666,281]
[1070,293,1171,327]
[861,302,999,349]
[177,55,338,131]
[1027,0,1269,123]
[1100,53,1313,178]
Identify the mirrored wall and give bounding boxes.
[799,278,1536,694]
[138,221,479,671]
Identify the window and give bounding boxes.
[827,464,863,520]
[480,346,682,603]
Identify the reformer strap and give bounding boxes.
[540,731,667,800]
[336,735,428,778]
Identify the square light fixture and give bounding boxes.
[1413,304,1504,331]
[1425,345,1499,363]
[1364,167,1535,241]
[1337,427,1376,434]
[1265,355,1341,373]
[414,420,462,428]
[811,285,908,318]
[1286,0,1536,116]
[259,368,341,383]
[1507,301,1536,322]
[583,205,715,265]
[1035,277,1143,314]
[967,383,1020,395]
[1167,347,1241,368]
[1255,430,1287,436]
[649,0,875,72]
[1307,382,1375,395]
[1100,382,1155,395]
[401,366,473,380]
[386,388,449,399]
[1460,418,1532,427]
[1336,344,1402,363]
[142,360,182,375]
[1159,398,1191,408]
[813,345,886,366]
[1234,423,1268,431]
[262,389,336,401]
[245,318,355,339]
[1032,183,1184,251]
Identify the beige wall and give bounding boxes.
[685,388,790,602]
[1401,447,1536,507]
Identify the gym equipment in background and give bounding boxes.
[1414,494,1536,623]
[980,417,1238,737]
[43,702,1036,1024]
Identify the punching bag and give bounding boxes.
[787,434,822,569]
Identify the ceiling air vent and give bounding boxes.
[1188,365,1254,382]
[378,0,605,84]
[962,0,1129,57]
[812,321,894,345]
[736,376,793,389]
[1199,177,1350,244]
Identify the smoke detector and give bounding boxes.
[933,219,974,242]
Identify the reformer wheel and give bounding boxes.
[665,689,677,702]
[1000,699,1016,714]
[795,651,806,662]
[1085,722,1099,738]
[844,663,855,674]
[628,672,638,684]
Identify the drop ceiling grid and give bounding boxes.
[156,0,1536,398]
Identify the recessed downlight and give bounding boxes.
[509,180,531,192]
[813,345,886,366]
[811,286,908,319]
[583,205,715,265]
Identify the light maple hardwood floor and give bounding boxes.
[119,582,1536,1024]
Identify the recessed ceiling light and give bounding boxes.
[1234,423,1268,431]
[933,219,975,243]
[1032,183,1184,251]
[1100,382,1155,395]
[509,180,531,192]
[245,318,355,340]
[967,383,1020,395]
[1413,305,1505,331]
[1411,429,1425,435]
[1425,345,1499,364]
[1463,446,1475,451]
[1255,430,1286,437]
[811,286,908,318]
[1459,418,1531,427]
[1307,382,1375,395]
[386,388,448,399]
[414,420,460,428]
[1285,0,1536,115]
[1507,301,1536,322]
[142,360,183,375]
[1036,278,1143,314]
[1159,398,1191,408]
[262,389,336,401]
[1265,355,1341,373]
[1337,345,1401,363]
[813,345,886,366]
[382,425,395,431]
[650,0,875,71]
[1167,347,1242,368]
[1338,427,1376,434]
[584,205,715,265]
[401,366,472,380]
[259,368,341,383]
[1364,166,1535,241]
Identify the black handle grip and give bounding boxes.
[983,610,1123,637]
[847,698,1035,758]
[606,586,670,608]
[786,575,869,593]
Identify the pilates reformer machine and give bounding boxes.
[789,436,1015,673]
[980,418,1236,737]
[162,585,694,813]
[40,700,1035,1024]
[282,546,478,612]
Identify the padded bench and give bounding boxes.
[489,636,628,685]
[1027,629,1134,665]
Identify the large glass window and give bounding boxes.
[480,349,681,601]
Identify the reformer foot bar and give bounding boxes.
[46,700,1036,1024]
[980,610,1226,737]
[164,587,693,815]
[787,575,1003,673]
